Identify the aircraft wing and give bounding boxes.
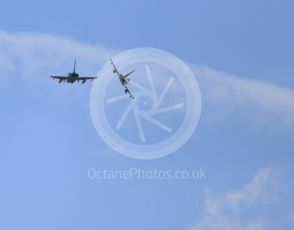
[125,69,135,78]
[110,59,120,76]
[51,75,66,79]
[78,76,97,83]
[50,76,67,83]
[124,86,134,99]
[78,76,97,80]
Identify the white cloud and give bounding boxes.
[189,166,280,230]
[1,28,294,136]
[0,29,116,83]
[193,65,294,136]
[224,166,280,210]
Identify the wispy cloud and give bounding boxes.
[188,166,285,230]
[0,29,116,83]
[193,65,294,136]
[1,28,294,136]
[224,166,279,210]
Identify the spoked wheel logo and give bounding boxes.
[90,48,201,160]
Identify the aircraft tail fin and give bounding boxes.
[125,69,135,78]
[73,60,76,73]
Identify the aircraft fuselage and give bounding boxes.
[67,73,79,83]
[119,75,129,86]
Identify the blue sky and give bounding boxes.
[0,0,294,229]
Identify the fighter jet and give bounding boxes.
[110,58,135,99]
[50,60,97,84]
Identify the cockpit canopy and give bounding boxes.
[68,72,79,77]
